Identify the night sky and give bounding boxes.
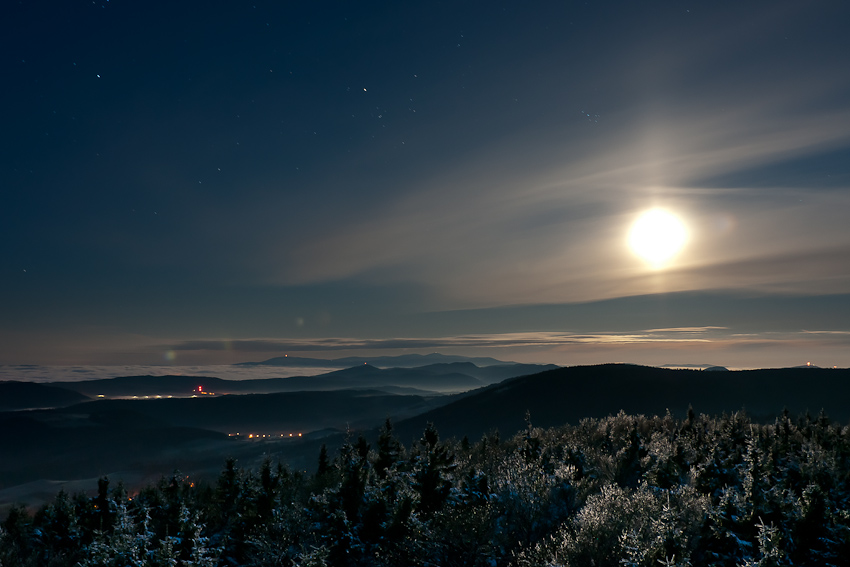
[3,1,850,368]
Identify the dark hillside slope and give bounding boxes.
[403,362,559,385]
[0,381,90,410]
[60,389,443,433]
[394,364,850,443]
[471,362,560,384]
[0,409,229,489]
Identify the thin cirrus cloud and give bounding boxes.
[622,245,850,299]
[265,92,850,307]
[161,326,842,354]
[147,328,850,369]
[161,333,707,354]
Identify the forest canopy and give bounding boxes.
[2,409,849,566]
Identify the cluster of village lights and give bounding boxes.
[228,432,303,439]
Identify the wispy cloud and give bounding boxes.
[642,327,728,334]
[255,44,850,307]
[803,330,850,336]
[161,328,831,354]
[149,326,850,370]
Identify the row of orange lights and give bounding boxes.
[228,432,303,438]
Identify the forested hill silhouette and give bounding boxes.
[393,363,850,443]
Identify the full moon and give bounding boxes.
[628,209,688,268]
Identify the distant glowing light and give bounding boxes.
[628,209,688,268]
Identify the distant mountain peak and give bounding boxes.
[236,353,512,368]
[659,363,725,370]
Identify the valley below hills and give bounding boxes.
[0,356,553,511]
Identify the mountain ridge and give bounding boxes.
[392,363,850,443]
[235,352,510,368]
[48,361,558,397]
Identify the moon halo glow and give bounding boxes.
[628,209,689,268]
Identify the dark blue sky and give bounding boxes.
[3,0,850,367]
